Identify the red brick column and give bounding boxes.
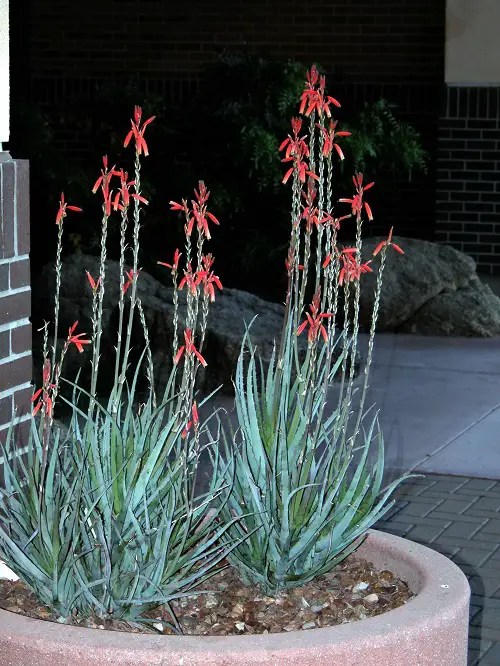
[0,154,32,450]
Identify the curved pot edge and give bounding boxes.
[0,529,471,663]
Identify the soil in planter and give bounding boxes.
[0,553,415,636]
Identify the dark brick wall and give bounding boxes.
[0,158,32,448]
[27,0,445,86]
[436,86,500,275]
[12,0,445,240]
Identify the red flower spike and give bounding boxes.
[173,329,207,367]
[124,106,155,157]
[158,248,181,274]
[86,271,101,291]
[364,201,373,221]
[373,227,405,257]
[67,321,91,353]
[122,269,139,294]
[56,192,82,225]
[192,401,199,425]
[181,421,192,439]
[297,289,333,345]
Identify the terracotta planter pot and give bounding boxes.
[0,529,470,666]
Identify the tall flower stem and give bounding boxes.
[51,220,64,380]
[118,152,142,400]
[113,204,130,409]
[349,245,388,448]
[89,208,110,407]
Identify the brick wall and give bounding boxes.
[0,156,32,450]
[10,0,444,241]
[435,86,500,274]
[27,0,444,86]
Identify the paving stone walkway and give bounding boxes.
[374,473,500,666]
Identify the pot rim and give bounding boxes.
[0,529,470,658]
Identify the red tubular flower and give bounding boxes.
[56,193,82,225]
[297,289,333,344]
[202,272,223,302]
[280,117,317,184]
[158,248,181,274]
[124,106,155,156]
[190,181,219,240]
[373,227,405,257]
[181,402,199,439]
[338,249,373,286]
[32,359,56,418]
[112,170,136,211]
[174,329,207,367]
[339,173,375,221]
[318,120,351,159]
[192,401,199,425]
[198,254,222,301]
[67,321,91,353]
[170,199,190,217]
[122,269,139,294]
[299,69,341,118]
[279,117,309,160]
[86,271,101,292]
[92,156,121,216]
[178,263,199,296]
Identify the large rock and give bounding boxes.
[33,254,360,398]
[401,276,500,336]
[344,236,500,336]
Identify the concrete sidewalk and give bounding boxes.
[336,331,500,479]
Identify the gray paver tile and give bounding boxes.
[470,605,482,620]
[393,484,428,497]
[434,537,498,551]
[474,530,500,543]
[464,480,498,491]
[452,548,499,568]
[471,595,500,609]
[438,498,476,514]
[480,519,500,534]
[468,576,500,597]
[394,501,441,518]
[429,511,485,524]
[440,521,483,539]
[472,497,500,512]
[395,494,446,505]
[469,636,493,656]
[454,488,500,499]
[469,624,500,642]
[373,521,414,537]
[427,480,469,493]
[476,642,500,665]
[460,564,500,578]
[391,516,451,528]
[471,605,500,629]
[429,543,460,558]
[406,524,447,543]
[466,509,500,520]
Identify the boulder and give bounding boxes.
[342,236,500,336]
[400,276,500,336]
[33,254,360,398]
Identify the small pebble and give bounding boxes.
[363,593,379,604]
[352,581,369,593]
[311,605,323,613]
[301,621,317,630]
[235,621,245,631]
